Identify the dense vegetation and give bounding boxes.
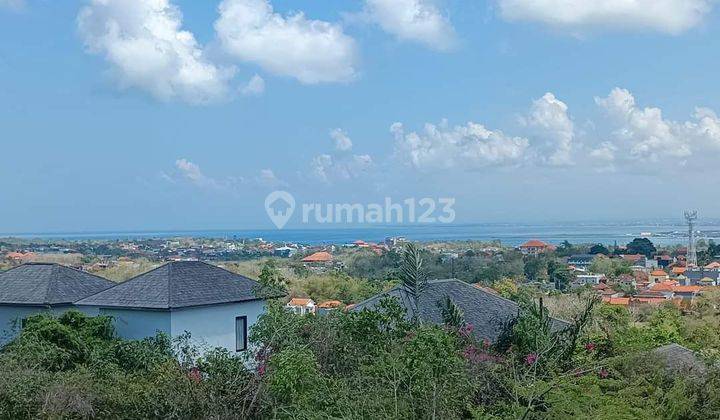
[3,290,720,419]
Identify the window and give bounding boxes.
[235,316,247,352]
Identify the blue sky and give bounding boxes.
[1,0,720,233]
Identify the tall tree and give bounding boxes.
[399,243,428,324]
[626,238,656,258]
[589,244,609,255]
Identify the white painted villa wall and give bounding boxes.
[98,308,171,340]
[170,300,266,353]
[0,305,100,345]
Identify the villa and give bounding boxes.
[0,263,115,344]
[352,279,568,343]
[74,260,284,353]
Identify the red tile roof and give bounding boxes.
[288,298,314,306]
[519,239,549,248]
[318,300,342,309]
[301,251,333,262]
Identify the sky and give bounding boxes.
[1,0,720,233]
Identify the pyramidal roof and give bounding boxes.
[0,263,115,306]
[76,261,281,309]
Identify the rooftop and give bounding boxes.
[0,263,114,306]
[76,261,282,309]
[351,279,568,343]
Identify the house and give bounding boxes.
[704,262,720,270]
[0,263,115,344]
[655,255,673,268]
[602,297,630,306]
[301,251,333,264]
[652,343,707,376]
[518,240,555,256]
[573,274,604,287]
[286,298,316,315]
[567,254,597,270]
[684,268,720,286]
[317,300,342,315]
[648,269,669,284]
[273,246,297,258]
[76,261,283,353]
[351,279,568,343]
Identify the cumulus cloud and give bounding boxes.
[174,159,220,188]
[215,0,358,84]
[523,92,575,166]
[591,88,720,170]
[498,0,712,34]
[392,120,529,171]
[255,168,287,188]
[310,130,373,183]
[240,74,265,96]
[363,0,456,50]
[77,0,234,104]
[330,128,353,151]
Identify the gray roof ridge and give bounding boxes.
[43,263,59,305]
[59,263,115,285]
[75,263,169,305]
[166,261,175,308]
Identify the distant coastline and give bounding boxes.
[3,220,720,246]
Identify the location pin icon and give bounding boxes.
[265,191,295,229]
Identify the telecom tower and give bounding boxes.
[685,210,698,267]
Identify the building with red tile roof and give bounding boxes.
[301,251,333,263]
[518,240,555,255]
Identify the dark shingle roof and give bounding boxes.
[351,279,569,343]
[0,263,115,306]
[652,343,707,376]
[76,261,281,309]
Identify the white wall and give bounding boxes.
[98,308,171,340]
[170,300,266,354]
[0,305,99,345]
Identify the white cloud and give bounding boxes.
[523,92,575,166]
[591,88,720,170]
[498,0,712,34]
[311,154,373,183]
[595,88,694,162]
[215,0,358,84]
[174,159,220,188]
[78,0,233,104]
[391,120,529,171]
[310,130,373,183]
[330,128,353,151]
[363,0,455,50]
[240,74,265,96]
[255,168,287,188]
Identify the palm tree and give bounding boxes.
[399,243,427,324]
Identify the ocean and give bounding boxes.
[3,220,720,246]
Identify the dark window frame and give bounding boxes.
[235,316,247,352]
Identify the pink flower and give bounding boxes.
[188,367,202,384]
[482,338,491,349]
[258,363,266,376]
[598,368,609,379]
[524,353,538,365]
[459,323,474,336]
[585,343,596,352]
